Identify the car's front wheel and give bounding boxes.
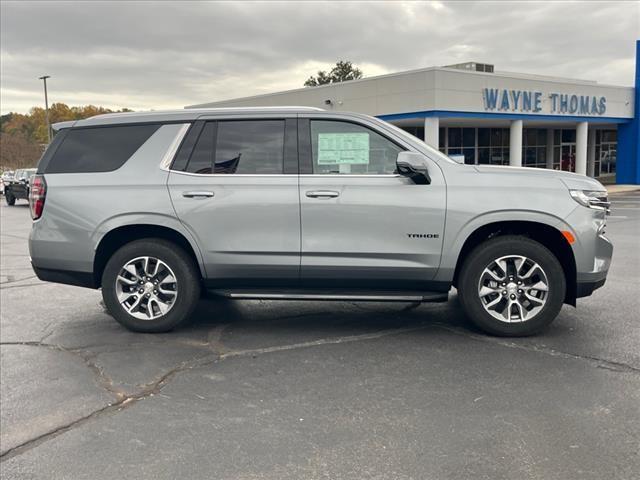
[458,235,566,336]
[101,239,201,333]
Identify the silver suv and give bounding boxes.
[29,107,612,336]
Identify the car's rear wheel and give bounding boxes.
[101,239,201,332]
[5,193,15,206]
[458,235,566,336]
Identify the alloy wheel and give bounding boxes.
[115,256,178,320]
[477,255,549,323]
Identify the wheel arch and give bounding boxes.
[93,223,205,288]
[452,220,577,306]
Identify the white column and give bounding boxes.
[575,121,588,176]
[546,128,555,170]
[424,117,439,149]
[587,129,596,177]
[509,120,523,167]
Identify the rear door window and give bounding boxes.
[214,120,284,174]
[185,122,216,174]
[45,124,160,173]
[184,120,285,174]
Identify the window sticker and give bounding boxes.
[317,133,370,165]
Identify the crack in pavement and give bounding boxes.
[217,325,429,360]
[0,351,219,461]
[0,275,37,285]
[1,321,638,462]
[206,323,231,354]
[0,233,28,241]
[0,281,45,290]
[437,325,640,374]
[0,341,128,400]
[0,326,422,461]
[0,340,220,461]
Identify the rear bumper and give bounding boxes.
[32,264,97,289]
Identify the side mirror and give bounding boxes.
[396,152,431,185]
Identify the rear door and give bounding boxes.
[298,116,447,290]
[167,116,300,286]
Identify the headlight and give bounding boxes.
[569,189,610,214]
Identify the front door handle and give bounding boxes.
[182,191,214,199]
[306,190,340,199]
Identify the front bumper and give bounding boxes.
[572,226,612,299]
[576,277,607,299]
[562,201,613,300]
[574,231,612,299]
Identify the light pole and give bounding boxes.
[38,75,51,143]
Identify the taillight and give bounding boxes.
[29,174,46,220]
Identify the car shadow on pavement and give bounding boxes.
[23,293,476,397]
[183,293,475,338]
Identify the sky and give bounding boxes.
[1,0,638,114]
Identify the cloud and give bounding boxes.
[1,0,637,113]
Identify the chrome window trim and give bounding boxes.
[299,174,402,178]
[168,170,296,177]
[167,171,402,178]
[159,123,191,171]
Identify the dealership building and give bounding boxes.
[188,42,640,184]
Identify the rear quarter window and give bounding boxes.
[44,124,160,173]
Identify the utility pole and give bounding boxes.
[38,75,51,143]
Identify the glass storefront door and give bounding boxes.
[595,130,617,179]
[561,144,576,172]
[399,125,618,178]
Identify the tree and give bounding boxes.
[0,103,132,170]
[0,132,44,169]
[304,60,363,87]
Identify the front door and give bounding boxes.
[168,118,300,286]
[298,118,447,290]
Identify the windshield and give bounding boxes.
[381,121,458,164]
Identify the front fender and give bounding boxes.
[434,209,574,282]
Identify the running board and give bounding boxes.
[209,289,449,303]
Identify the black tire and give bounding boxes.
[5,193,15,206]
[458,235,566,337]
[101,239,201,333]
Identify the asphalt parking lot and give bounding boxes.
[1,191,639,480]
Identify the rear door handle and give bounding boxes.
[182,191,214,199]
[306,190,340,199]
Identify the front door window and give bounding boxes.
[310,120,403,175]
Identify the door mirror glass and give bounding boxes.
[396,152,431,185]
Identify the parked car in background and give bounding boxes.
[4,168,36,205]
[1,170,15,195]
[29,108,612,336]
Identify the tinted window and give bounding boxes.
[184,120,285,174]
[215,120,284,174]
[171,121,203,172]
[45,124,160,173]
[310,120,403,175]
[185,122,215,174]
